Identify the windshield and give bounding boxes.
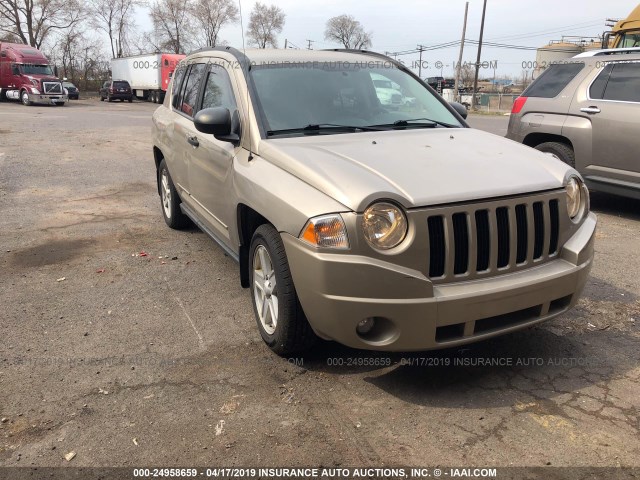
[251,62,462,136]
[20,64,54,76]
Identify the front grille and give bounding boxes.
[426,193,562,281]
[43,82,63,94]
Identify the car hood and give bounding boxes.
[26,75,61,83]
[258,128,571,212]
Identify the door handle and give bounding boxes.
[580,106,601,114]
[186,134,199,147]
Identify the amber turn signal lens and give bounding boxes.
[300,215,349,249]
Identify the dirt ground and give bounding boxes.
[0,100,638,473]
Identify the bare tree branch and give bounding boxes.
[192,0,237,48]
[324,14,372,50]
[247,2,284,49]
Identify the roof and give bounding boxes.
[573,47,640,58]
[0,42,48,63]
[613,4,640,33]
[188,47,398,68]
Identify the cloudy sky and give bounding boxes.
[135,0,637,77]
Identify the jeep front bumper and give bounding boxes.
[283,212,596,351]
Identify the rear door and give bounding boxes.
[576,60,640,186]
[167,63,207,199]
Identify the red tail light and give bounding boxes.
[511,96,528,114]
[109,87,114,93]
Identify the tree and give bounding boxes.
[324,14,372,50]
[0,0,84,48]
[89,0,140,58]
[193,0,237,48]
[459,63,475,87]
[148,0,194,54]
[247,2,284,49]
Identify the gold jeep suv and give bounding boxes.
[152,47,596,355]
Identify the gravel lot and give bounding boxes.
[0,100,638,472]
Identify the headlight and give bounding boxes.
[300,214,349,249]
[362,202,408,250]
[30,87,40,94]
[565,176,588,222]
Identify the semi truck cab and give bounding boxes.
[0,42,67,106]
[603,4,640,48]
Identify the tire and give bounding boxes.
[534,142,575,168]
[100,96,104,101]
[249,224,317,356]
[54,102,65,107]
[128,97,133,103]
[21,90,31,106]
[158,159,189,229]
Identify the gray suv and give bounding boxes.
[507,47,640,200]
[152,47,595,355]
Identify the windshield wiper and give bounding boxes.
[266,123,383,136]
[369,118,457,129]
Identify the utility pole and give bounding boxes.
[453,2,469,103]
[417,45,425,78]
[471,0,488,110]
[306,39,314,50]
[284,39,288,49]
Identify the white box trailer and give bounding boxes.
[110,53,184,103]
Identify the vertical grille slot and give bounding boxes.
[452,213,469,275]
[515,204,528,264]
[533,202,544,259]
[496,207,510,268]
[549,199,559,255]
[428,216,446,277]
[475,210,490,271]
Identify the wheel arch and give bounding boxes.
[236,204,271,288]
[523,132,574,150]
[153,147,165,195]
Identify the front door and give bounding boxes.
[187,63,241,246]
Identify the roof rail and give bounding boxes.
[573,47,640,57]
[188,45,250,68]
[321,48,409,71]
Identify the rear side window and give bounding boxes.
[600,62,640,102]
[523,63,584,98]
[180,63,206,117]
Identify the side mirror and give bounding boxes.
[449,101,468,120]
[194,107,240,145]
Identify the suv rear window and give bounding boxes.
[113,81,130,88]
[523,63,584,98]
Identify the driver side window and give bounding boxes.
[201,64,237,111]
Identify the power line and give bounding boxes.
[486,19,604,42]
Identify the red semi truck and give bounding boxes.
[110,53,185,103]
[0,42,67,106]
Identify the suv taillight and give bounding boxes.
[511,96,528,114]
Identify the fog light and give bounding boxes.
[356,318,376,335]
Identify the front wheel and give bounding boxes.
[534,142,575,168]
[21,91,31,106]
[249,224,317,356]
